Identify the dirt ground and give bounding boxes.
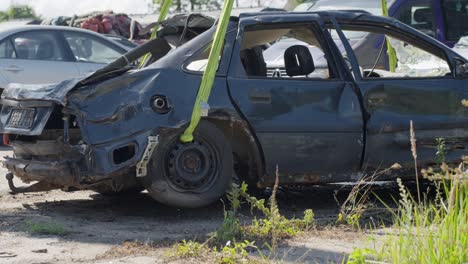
[0,147,388,264]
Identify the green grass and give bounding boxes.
[25,221,71,236]
[348,163,468,264]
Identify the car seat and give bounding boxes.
[240,46,267,77]
[36,41,55,60]
[15,43,30,59]
[284,45,315,77]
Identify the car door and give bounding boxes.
[334,19,468,174]
[0,30,79,85]
[61,31,126,76]
[227,16,364,184]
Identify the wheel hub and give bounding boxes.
[166,140,216,190]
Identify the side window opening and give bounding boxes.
[185,45,212,72]
[0,39,16,59]
[63,32,122,64]
[10,31,66,61]
[239,25,333,79]
[331,26,451,79]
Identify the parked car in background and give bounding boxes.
[0,25,131,92]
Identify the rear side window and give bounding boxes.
[63,31,122,64]
[0,40,15,59]
[9,31,66,61]
[443,0,468,41]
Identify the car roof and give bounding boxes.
[0,24,130,50]
[239,10,372,20]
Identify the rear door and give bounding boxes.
[61,31,126,76]
[227,15,364,184]
[0,30,79,85]
[334,19,468,175]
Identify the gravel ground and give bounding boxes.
[0,147,387,264]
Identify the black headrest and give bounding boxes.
[240,47,267,77]
[36,41,54,60]
[414,8,432,23]
[284,45,315,77]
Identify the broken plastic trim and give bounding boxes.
[136,135,159,177]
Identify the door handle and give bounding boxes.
[368,92,387,101]
[249,90,271,103]
[4,66,23,73]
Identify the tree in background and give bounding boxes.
[0,5,38,22]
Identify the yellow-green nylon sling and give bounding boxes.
[382,0,397,72]
[138,0,173,68]
[180,0,234,143]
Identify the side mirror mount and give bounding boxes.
[454,58,468,78]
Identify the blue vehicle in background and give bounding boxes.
[295,0,468,47]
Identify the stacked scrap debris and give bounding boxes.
[41,11,149,40]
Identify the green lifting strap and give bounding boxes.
[382,0,397,72]
[139,0,173,68]
[180,0,234,143]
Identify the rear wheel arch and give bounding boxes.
[205,115,265,187]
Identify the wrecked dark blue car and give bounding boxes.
[1,11,468,208]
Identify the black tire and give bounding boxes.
[142,121,233,208]
[90,173,144,196]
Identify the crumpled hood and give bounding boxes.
[2,78,82,104]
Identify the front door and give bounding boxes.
[0,30,79,85]
[334,20,468,176]
[227,17,364,184]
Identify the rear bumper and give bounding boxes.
[3,157,79,186]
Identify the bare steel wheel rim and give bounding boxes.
[165,138,219,192]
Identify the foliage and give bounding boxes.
[0,5,38,23]
[166,239,211,260]
[166,239,263,263]
[337,163,401,229]
[25,221,71,236]
[216,210,242,244]
[217,240,257,264]
[348,129,468,263]
[435,137,447,164]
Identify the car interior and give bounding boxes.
[11,35,65,61]
[240,26,330,79]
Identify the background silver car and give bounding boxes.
[0,25,132,91]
